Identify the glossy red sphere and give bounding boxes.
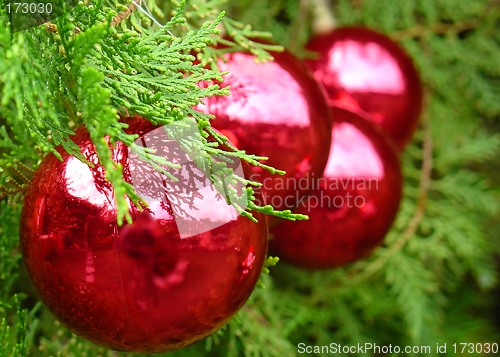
[20,117,268,352]
[197,48,332,214]
[305,27,423,150]
[270,107,402,269]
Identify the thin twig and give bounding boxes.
[133,0,165,29]
[111,0,138,27]
[390,20,478,41]
[111,0,174,36]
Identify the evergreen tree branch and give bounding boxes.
[0,0,304,224]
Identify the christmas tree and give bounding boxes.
[2,0,500,356]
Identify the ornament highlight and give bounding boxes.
[20,116,268,352]
[197,47,332,214]
[270,107,402,269]
[305,27,423,150]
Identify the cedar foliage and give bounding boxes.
[1,0,500,356]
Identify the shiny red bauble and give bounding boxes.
[305,27,423,150]
[270,107,402,269]
[20,116,268,352]
[197,48,332,213]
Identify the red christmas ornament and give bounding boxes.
[20,116,268,352]
[305,27,423,150]
[197,48,332,214]
[270,107,402,269]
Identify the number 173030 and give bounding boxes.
[453,343,498,354]
[6,2,53,14]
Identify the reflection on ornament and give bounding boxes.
[270,107,402,269]
[20,116,268,352]
[197,47,332,215]
[305,27,423,150]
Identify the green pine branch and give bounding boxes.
[0,0,304,224]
